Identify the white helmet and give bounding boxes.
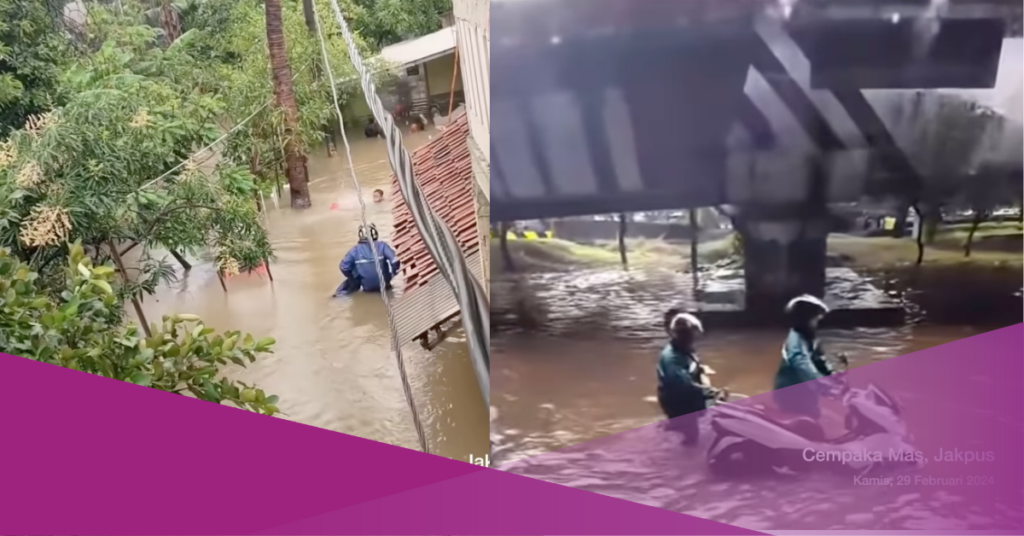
[784,294,830,315]
[668,311,704,334]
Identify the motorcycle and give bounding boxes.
[706,354,921,478]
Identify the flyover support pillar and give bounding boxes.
[735,214,830,316]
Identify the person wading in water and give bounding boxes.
[656,309,727,446]
[335,223,401,296]
[773,294,845,420]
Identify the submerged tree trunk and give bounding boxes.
[170,250,192,271]
[265,0,311,208]
[689,208,700,282]
[617,213,628,269]
[109,241,152,338]
[964,210,986,258]
[910,202,926,265]
[499,222,515,272]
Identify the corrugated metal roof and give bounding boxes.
[391,252,484,344]
[380,27,457,68]
[390,112,482,342]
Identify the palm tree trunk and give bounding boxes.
[265,0,312,209]
[160,0,181,45]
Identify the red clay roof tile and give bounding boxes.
[390,113,480,294]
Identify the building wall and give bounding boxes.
[469,136,490,292]
[453,0,490,295]
[424,53,463,102]
[341,53,463,125]
[453,0,490,173]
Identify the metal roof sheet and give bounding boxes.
[380,27,457,68]
[389,112,482,342]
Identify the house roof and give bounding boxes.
[380,27,457,68]
[389,112,483,342]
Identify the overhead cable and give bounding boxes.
[311,4,430,454]
[323,0,491,408]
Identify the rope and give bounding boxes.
[311,6,430,453]
[323,0,491,408]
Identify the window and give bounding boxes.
[405,65,420,77]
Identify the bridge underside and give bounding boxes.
[491,0,1023,311]
[490,0,1023,223]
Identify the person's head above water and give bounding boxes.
[664,308,703,350]
[785,294,830,330]
[358,223,379,242]
[372,189,384,203]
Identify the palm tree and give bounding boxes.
[264,0,311,208]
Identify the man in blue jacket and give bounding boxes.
[335,223,401,295]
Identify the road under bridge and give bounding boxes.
[490,0,1023,312]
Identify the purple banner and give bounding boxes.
[500,324,1024,533]
[0,350,757,534]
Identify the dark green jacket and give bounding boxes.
[774,329,834,406]
[657,344,718,413]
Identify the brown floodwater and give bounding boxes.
[490,266,1023,462]
[128,130,489,461]
[490,266,1022,530]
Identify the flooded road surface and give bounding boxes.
[133,131,488,460]
[490,267,1023,530]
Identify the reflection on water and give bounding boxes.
[491,266,1022,530]
[130,131,488,460]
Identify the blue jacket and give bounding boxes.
[657,344,718,415]
[773,329,834,416]
[340,240,400,292]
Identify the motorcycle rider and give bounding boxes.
[657,309,727,446]
[773,294,839,419]
[335,223,401,295]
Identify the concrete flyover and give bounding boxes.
[490,0,1023,312]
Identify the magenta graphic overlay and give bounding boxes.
[0,350,760,535]
[499,324,1024,533]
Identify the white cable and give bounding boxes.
[324,0,490,408]
[312,5,430,453]
[136,63,312,193]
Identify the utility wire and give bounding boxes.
[311,5,430,454]
[136,62,312,193]
[323,0,491,408]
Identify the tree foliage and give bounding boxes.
[0,12,272,291]
[180,0,371,188]
[0,0,447,414]
[347,0,452,48]
[0,0,76,135]
[0,241,281,414]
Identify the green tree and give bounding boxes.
[0,241,281,414]
[264,0,311,208]
[0,13,272,297]
[180,0,368,197]
[0,0,76,135]
[347,0,452,49]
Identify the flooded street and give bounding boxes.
[132,131,488,460]
[490,266,1023,530]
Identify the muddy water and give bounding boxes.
[492,266,1022,458]
[493,322,987,460]
[131,131,488,460]
[491,267,1022,529]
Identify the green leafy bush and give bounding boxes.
[0,241,281,415]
